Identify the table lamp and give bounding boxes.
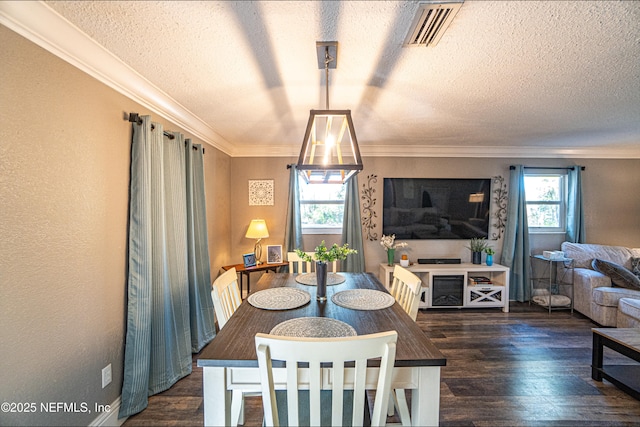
[245,219,269,264]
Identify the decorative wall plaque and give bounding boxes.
[361,174,378,241]
[491,175,507,240]
[248,180,274,206]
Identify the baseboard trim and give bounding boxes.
[89,396,127,427]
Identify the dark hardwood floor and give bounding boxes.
[123,303,640,426]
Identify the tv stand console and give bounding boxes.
[379,263,510,312]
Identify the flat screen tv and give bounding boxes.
[383,178,491,240]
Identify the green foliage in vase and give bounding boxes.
[295,241,357,263]
[466,237,489,253]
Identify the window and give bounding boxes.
[299,182,345,234]
[524,172,567,233]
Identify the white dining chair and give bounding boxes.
[210,267,254,425]
[390,265,422,322]
[255,331,398,427]
[287,251,314,274]
[387,265,422,426]
[211,267,242,329]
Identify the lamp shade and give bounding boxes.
[245,219,269,239]
[297,109,363,184]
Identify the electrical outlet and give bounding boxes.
[101,364,112,388]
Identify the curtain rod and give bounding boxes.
[128,112,174,140]
[127,112,204,153]
[510,166,585,170]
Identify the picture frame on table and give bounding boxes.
[243,253,257,268]
[266,245,283,264]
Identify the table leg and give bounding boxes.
[411,366,441,426]
[245,272,251,295]
[203,367,231,426]
[592,332,604,381]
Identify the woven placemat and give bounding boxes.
[247,288,311,310]
[295,273,346,286]
[331,289,395,311]
[270,317,357,338]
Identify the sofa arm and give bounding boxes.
[573,268,612,318]
[574,268,612,289]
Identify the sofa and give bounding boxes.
[560,242,640,326]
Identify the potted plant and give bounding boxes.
[296,241,356,301]
[485,247,495,266]
[380,234,409,266]
[466,238,489,264]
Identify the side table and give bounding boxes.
[530,255,574,313]
[222,262,288,297]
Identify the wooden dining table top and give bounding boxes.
[197,272,446,368]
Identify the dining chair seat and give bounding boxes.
[387,265,423,426]
[255,331,398,427]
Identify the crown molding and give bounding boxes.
[233,143,640,159]
[0,1,235,156]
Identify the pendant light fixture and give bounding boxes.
[297,41,363,184]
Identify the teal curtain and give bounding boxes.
[185,140,215,351]
[341,175,365,272]
[566,166,586,243]
[284,164,303,254]
[120,116,214,418]
[500,165,530,302]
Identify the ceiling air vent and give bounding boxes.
[404,2,463,47]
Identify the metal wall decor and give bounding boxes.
[361,174,378,241]
[248,180,274,206]
[491,175,507,240]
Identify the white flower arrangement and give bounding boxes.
[380,234,408,252]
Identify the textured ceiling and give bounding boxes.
[34,1,640,157]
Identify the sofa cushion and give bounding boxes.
[592,286,640,307]
[618,297,640,320]
[617,298,640,328]
[632,257,640,278]
[592,259,640,290]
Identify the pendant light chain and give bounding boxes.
[324,47,333,110]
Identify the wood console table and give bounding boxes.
[222,261,288,297]
[592,328,640,400]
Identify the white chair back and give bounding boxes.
[255,331,398,427]
[390,265,422,321]
[210,267,242,329]
[287,251,314,274]
[387,265,422,425]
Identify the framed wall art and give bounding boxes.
[267,245,283,264]
[242,253,257,268]
[248,179,274,206]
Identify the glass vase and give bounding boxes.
[315,261,328,301]
[387,248,396,266]
[486,254,493,266]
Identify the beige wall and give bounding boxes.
[230,156,640,272]
[0,26,230,425]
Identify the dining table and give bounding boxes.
[197,272,446,426]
